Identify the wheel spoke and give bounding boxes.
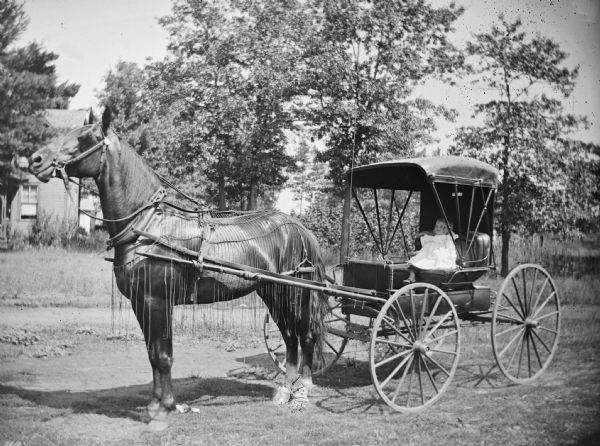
[530,277,549,314]
[522,269,529,315]
[495,324,524,337]
[427,329,459,344]
[530,328,553,354]
[381,314,413,344]
[419,288,429,338]
[392,299,415,342]
[505,330,525,372]
[405,360,415,407]
[417,354,425,405]
[537,326,558,336]
[421,355,439,394]
[511,275,527,317]
[503,291,525,319]
[498,326,525,359]
[516,331,527,378]
[375,337,412,349]
[526,329,532,377]
[422,353,451,377]
[528,268,539,314]
[391,355,414,404]
[423,295,443,334]
[375,347,413,368]
[532,292,558,318]
[534,309,559,321]
[428,348,458,356]
[324,338,341,356]
[270,343,284,352]
[428,311,454,336]
[381,351,414,388]
[410,289,418,340]
[530,330,544,370]
[494,313,525,325]
[325,314,347,324]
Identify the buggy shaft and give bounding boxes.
[135,250,387,304]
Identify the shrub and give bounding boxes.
[8,210,108,252]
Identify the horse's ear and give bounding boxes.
[87,108,97,125]
[101,107,112,134]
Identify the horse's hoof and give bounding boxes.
[147,418,169,432]
[147,400,160,418]
[272,386,291,406]
[299,377,314,393]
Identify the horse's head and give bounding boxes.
[29,108,113,183]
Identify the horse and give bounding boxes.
[28,108,327,421]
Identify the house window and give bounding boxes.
[20,185,38,219]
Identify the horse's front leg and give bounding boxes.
[133,294,175,420]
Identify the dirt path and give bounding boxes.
[1,305,599,445]
[0,307,274,391]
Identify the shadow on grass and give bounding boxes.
[0,377,274,422]
[238,352,518,414]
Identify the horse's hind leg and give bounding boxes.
[133,294,175,419]
[297,288,315,389]
[259,285,301,400]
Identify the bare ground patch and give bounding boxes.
[0,305,598,445]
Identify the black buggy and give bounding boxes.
[265,156,561,413]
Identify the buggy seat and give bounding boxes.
[342,232,491,293]
[416,231,491,287]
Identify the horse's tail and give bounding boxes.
[304,235,328,369]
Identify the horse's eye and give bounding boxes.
[65,145,81,155]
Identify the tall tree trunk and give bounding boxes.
[500,137,512,277]
[218,175,226,211]
[500,70,513,277]
[500,213,511,276]
[248,178,258,210]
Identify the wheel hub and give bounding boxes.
[525,318,539,328]
[413,340,429,354]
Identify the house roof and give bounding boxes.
[44,108,92,130]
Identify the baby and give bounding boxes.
[406,218,458,283]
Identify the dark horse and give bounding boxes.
[28,108,327,420]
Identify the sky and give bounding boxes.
[17,0,600,211]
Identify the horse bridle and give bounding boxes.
[51,125,110,189]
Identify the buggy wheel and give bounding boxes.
[263,298,349,375]
[492,263,561,384]
[369,283,461,413]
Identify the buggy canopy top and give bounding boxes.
[347,156,499,190]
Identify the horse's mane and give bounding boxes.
[111,131,162,208]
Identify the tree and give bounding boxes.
[299,0,464,190]
[0,0,79,178]
[154,0,305,210]
[450,16,598,275]
[97,60,145,132]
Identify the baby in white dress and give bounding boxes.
[406,218,458,283]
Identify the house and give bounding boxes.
[0,108,97,248]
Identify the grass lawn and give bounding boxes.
[0,248,598,445]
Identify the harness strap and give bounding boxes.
[62,184,166,249]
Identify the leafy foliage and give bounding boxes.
[156,0,302,209]
[0,0,79,178]
[299,0,464,190]
[450,16,599,275]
